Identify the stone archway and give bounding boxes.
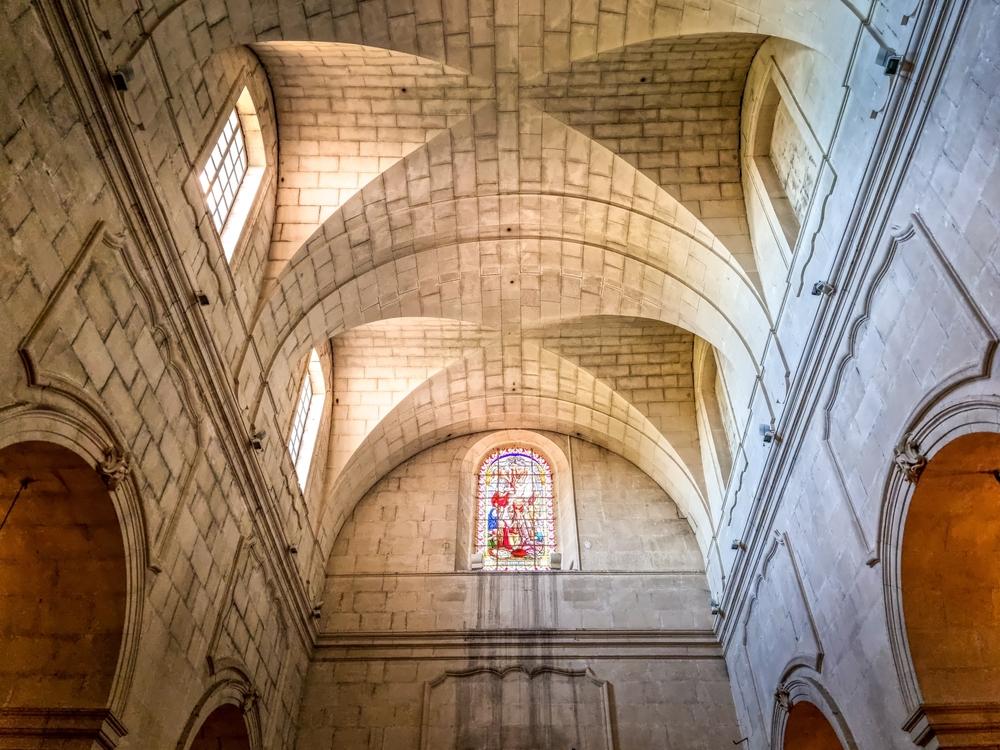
[188,704,252,750]
[783,702,845,750]
[901,431,1000,748]
[0,441,128,748]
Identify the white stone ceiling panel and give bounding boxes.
[523,33,764,275]
[255,42,494,282]
[321,343,715,554]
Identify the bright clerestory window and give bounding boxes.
[198,87,265,261]
[200,109,247,235]
[287,349,325,489]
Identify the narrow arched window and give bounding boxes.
[475,447,557,571]
[287,349,325,489]
[199,87,265,261]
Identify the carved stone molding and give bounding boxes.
[894,432,928,483]
[240,690,261,717]
[97,447,130,490]
[205,534,290,734]
[904,702,1000,748]
[718,0,983,652]
[774,685,792,713]
[741,531,825,733]
[314,627,723,662]
[769,666,859,750]
[174,670,264,750]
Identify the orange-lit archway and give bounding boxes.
[188,704,252,750]
[901,431,1000,746]
[0,441,128,747]
[783,701,845,750]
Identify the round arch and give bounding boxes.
[175,670,263,750]
[453,430,581,572]
[771,666,857,750]
[0,404,150,746]
[0,439,128,746]
[897,430,1000,746]
[878,397,1000,743]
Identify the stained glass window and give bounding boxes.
[475,447,557,571]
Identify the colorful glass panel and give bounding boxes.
[475,447,557,571]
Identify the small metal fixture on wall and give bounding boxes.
[249,430,266,452]
[876,47,903,75]
[111,65,133,91]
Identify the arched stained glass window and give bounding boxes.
[476,447,557,571]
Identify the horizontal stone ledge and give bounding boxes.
[904,702,1000,748]
[0,707,126,749]
[324,570,707,578]
[312,628,724,661]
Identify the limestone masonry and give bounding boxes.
[0,0,998,748]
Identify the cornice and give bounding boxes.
[717,0,973,650]
[314,628,724,662]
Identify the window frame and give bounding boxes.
[200,108,249,236]
[286,349,326,490]
[196,83,267,265]
[474,445,559,572]
[745,65,823,263]
[457,432,580,572]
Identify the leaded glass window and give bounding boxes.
[199,109,248,233]
[287,349,325,489]
[288,375,313,464]
[475,447,557,571]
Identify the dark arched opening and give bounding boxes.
[189,704,252,749]
[0,441,127,745]
[901,431,1000,746]
[783,701,844,749]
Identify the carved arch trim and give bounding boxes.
[770,664,858,750]
[0,403,151,722]
[451,430,581,572]
[877,397,1000,715]
[174,667,264,750]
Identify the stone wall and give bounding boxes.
[298,657,736,750]
[303,431,738,748]
[3,0,998,747]
[723,1,1000,748]
[0,2,309,747]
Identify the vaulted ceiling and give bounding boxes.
[103,0,850,557]
[239,30,772,549]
